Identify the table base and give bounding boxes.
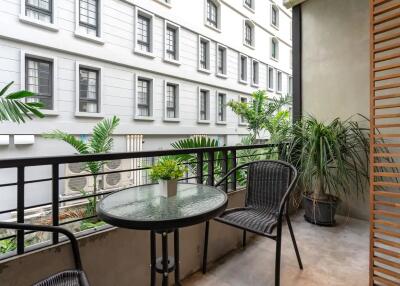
[150,229,181,286]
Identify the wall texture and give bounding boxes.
[301,0,370,220]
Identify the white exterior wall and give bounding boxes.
[0,0,292,210]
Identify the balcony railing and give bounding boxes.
[0,143,285,260]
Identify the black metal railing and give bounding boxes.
[0,143,285,259]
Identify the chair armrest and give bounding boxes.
[0,222,83,270]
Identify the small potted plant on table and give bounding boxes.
[150,158,188,197]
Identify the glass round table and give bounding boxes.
[97,183,228,286]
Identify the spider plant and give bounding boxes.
[0,81,44,123]
[43,116,120,210]
[286,115,369,201]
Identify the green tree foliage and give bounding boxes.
[0,81,44,123]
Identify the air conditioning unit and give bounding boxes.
[103,159,133,191]
[64,162,97,196]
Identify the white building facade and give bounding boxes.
[0,0,292,211]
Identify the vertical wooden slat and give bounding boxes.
[370,0,400,285]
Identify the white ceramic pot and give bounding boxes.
[159,180,178,197]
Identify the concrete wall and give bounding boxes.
[301,0,370,220]
[0,189,250,286]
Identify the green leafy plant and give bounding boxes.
[171,136,223,184]
[0,81,44,123]
[150,158,188,181]
[43,116,120,210]
[227,90,291,143]
[0,237,17,254]
[286,115,369,201]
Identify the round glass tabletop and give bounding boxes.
[97,183,228,230]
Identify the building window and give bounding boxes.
[288,76,293,95]
[25,56,53,110]
[251,59,259,86]
[165,82,179,120]
[216,44,227,77]
[239,96,248,124]
[239,54,248,83]
[271,4,279,28]
[243,0,254,11]
[79,67,99,113]
[199,89,210,122]
[25,0,53,23]
[277,71,282,93]
[198,36,210,72]
[136,77,153,118]
[78,0,99,36]
[268,66,274,90]
[164,21,180,63]
[271,37,279,60]
[135,8,154,56]
[216,92,226,123]
[206,0,218,28]
[244,20,255,48]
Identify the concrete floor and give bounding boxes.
[183,214,369,286]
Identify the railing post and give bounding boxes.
[197,152,204,184]
[52,163,59,244]
[230,149,237,191]
[207,151,214,186]
[222,150,228,193]
[16,166,25,255]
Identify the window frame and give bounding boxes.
[243,19,255,49]
[75,62,104,118]
[154,0,172,8]
[239,95,249,126]
[134,7,155,58]
[238,53,248,84]
[20,50,58,115]
[276,70,283,94]
[74,0,104,45]
[267,66,275,91]
[134,74,154,120]
[216,43,227,78]
[271,37,279,61]
[198,36,211,74]
[204,0,221,32]
[198,87,211,124]
[163,20,180,65]
[270,4,279,29]
[251,58,259,87]
[19,0,59,31]
[243,0,255,13]
[216,91,227,124]
[164,80,180,122]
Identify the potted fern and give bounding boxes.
[287,116,369,226]
[150,158,187,198]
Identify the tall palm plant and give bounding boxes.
[286,115,369,201]
[0,82,44,123]
[43,116,120,209]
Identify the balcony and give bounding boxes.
[0,143,369,286]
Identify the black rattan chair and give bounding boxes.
[202,160,303,286]
[0,222,89,286]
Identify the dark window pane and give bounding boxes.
[137,15,151,52]
[79,0,98,36]
[79,68,99,113]
[138,78,151,116]
[26,0,52,23]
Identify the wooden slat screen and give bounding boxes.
[371,0,400,285]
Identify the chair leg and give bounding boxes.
[202,221,210,274]
[242,230,246,248]
[275,224,282,286]
[286,214,303,270]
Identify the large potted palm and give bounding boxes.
[286,116,369,226]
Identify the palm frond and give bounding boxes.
[0,82,44,123]
[89,116,120,153]
[43,131,89,154]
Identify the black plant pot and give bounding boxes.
[303,195,338,226]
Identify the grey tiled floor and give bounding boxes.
[183,214,369,286]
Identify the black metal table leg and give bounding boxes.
[174,229,181,286]
[150,231,156,286]
[162,232,169,286]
